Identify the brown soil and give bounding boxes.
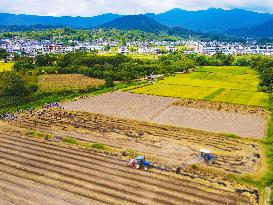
[152,106,267,138]
[63,92,267,138]
[173,99,268,118]
[64,92,176,121]
[12,109,262,174]
[0,130,257,205]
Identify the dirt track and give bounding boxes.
[0,132,256,205]
[63,92,267,138]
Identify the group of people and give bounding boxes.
[42,102,63,109]
[0,107,35,121]
[0,113,17,121]
[0,102,64,121]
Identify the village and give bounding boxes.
[1,37,273,60]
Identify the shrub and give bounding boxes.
[62,137,77,144]
[91,143,106,150]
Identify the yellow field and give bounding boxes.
[129,66,269,107]
[38,74,105,92]
[0,62,13,72]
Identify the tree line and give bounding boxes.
[0,52,196,98]
[1,51,272,100]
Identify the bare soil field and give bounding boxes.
[152,106,267,138]
[63,92,267,138]
[63,92,176,121]
[0,123,259,205]
[12,109,262,175]
[173,99,269,118]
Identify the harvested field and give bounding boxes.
[63,92,176,121]
[0,124,259,205]
[152,106,267,138]
[64,92,267,138]
[38,74,105,92]
[173,99,269,118]
[12,108,262,174]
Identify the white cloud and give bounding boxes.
[0,0,272,16]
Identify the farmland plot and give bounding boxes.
[38,74,105,92]
[0,125,258,205]
[0,62,13,72]
[129,66,269,107]
[12,108,262,174]
[63,92,176,121]
[64,92,267,138]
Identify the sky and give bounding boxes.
[0,0,272,16]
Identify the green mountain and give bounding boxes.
[226,20,273,38]
[146,8,273,32]
[1,8,272,33]
[98,15,196,36]
[98,15,168,33]
[0,13,120,28]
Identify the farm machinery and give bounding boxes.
[127,156,151,171]
[199,149,215,164]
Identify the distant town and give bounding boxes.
[1,37,273,60]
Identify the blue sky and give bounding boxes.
[0,0,272,16]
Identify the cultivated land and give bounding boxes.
[0,65,271,204]
[64,92,177,121]
[38,74,105,92]
[0,62,13,72]
[64,92,267,138]
[0,123,257,205]
[129,66,269,107]
[12,109,262,175]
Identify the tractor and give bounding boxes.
[199,149,215,164]
[127,156,151,171]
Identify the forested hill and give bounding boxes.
[0,25,61,32]
[226,20,273,38]
[98,15,169,33]
[97,15,240,41]
[0,13,120,28]
[0,8,273,33]
[146,8,273,32]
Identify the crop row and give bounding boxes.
[131,84,269,107]
[13,109,261,174]
[0,133,256,205]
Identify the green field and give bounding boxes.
[0,62,13,72]
[130,66,269,107]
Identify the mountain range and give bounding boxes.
[0,13,119,28]
[98,15,198,38]
[226,20,273,38]
[0,8,273,38]
[146,8,273,32]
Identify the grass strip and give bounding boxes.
[203,88,225,101]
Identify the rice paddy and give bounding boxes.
[0,62,13,72]
[129,66,269,107]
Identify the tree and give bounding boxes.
[0,71,38,97]
[35,54,55,67]
[105,76,114,87]
[0,49,8,60]
[13,58,35,72]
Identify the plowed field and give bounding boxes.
[0,130,257,205]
